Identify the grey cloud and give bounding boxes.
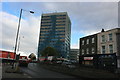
[2,2,118,51]
[33,2,117,35]
[1,11,39,55]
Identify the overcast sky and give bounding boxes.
[1,1,119,56]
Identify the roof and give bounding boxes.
[42,12,68,16]
[80,27,120,39]
[0,50,14,53]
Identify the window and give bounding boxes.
[102,46,105,54]
[82,40,84,45]
[56,15,66,17]
[101,35,105,42]
[56,27,65,29]
[82,49,84,55]
[108,33,113,41]
[55,29,65,31]
[86,48,89,54]
[109,45,113,53]
[56,26,65,28]
[92,48,95,54]
[87,39,89,44]
[92,38,95,43]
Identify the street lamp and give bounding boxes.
[12,9,34,68]
[14,9,34,56]
[17,36,24,53]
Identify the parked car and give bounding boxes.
[62,60,76,68]
[62,60,71,65]
[70,60,77,63]
[67,64,76,68]
[56,61,63,64]
[19,56,29,67]
[70,60,78,64]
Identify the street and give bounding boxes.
[1,63,83,80]
[2,62,119,80]
[20,63,80,79]
[1,63,31,79]
[0,64,2,79]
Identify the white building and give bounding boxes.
[97,28,120,68]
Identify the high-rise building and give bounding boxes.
[38,12,71,58]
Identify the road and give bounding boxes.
[1,63,31,79]
[0,64,2,79]
[20,63,81,79]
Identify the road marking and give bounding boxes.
[28,76,32,78]
[23,73,27,76]
[23,73,32,78]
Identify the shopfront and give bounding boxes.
[79,53,117,69]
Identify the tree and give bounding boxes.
[41,47,58,57]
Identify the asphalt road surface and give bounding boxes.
[20,63,81,79]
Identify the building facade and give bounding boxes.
[0,50,16,59]
[79,28,120,69]
[79,34,97,66]
[80,34,97,56]
[38,12,71,58]
[69,49,79,61]
[97,28,120,68]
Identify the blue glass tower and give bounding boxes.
[38,12,71,58]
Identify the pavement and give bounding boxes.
[1,63,32,79]
[1,62,120,80]
[20,63,77,78]
[40,63,120,79]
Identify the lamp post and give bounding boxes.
[17,36,24,53]
[13,9,34,68]
[14,9,34,56]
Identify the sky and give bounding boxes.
[1,1,119,56]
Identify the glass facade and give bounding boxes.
[38,12,71,58]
